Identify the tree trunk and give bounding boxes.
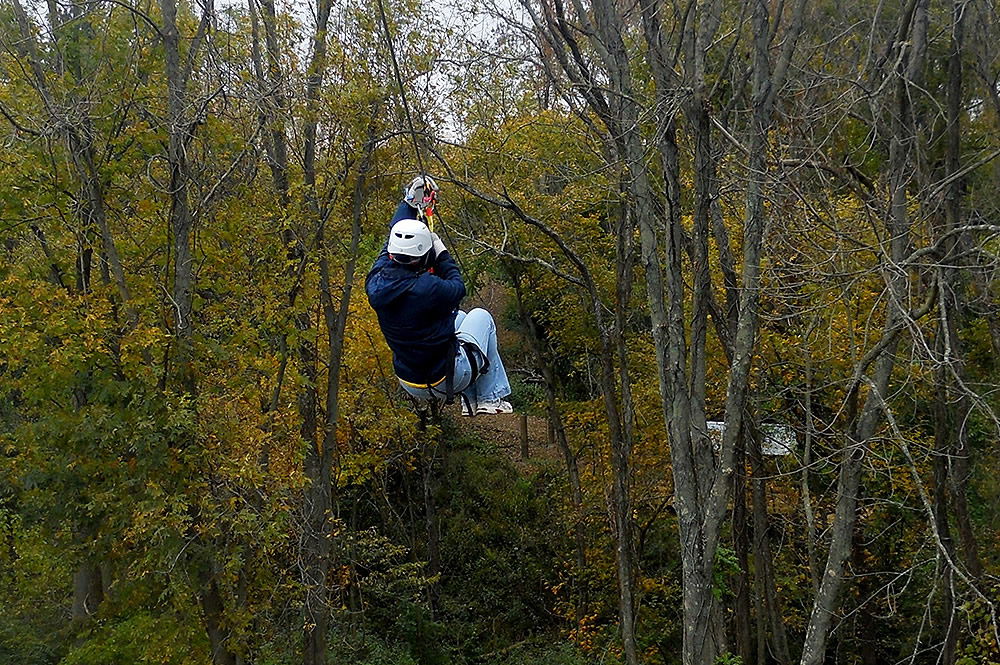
[802,353,820,594]
[933,355,958,665]
[928,6,978,658]
[940,0,983,580]
[159,0,199,385]
[686,93,720,507]
[749,423,791,665]
[613,195,639,665]
[158,0,236,661]
[519,415,530,460]
[71,562,103,621]
[200,563,237,665]
[253,3,332,658]
[299,0,334,660]
[256,0,290,209]
[732,429,754,665]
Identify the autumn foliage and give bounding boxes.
[1,0,999,664]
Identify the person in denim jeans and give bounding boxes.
[365,176,512,415]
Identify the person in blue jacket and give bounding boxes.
[366,175,512,415]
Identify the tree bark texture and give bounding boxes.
[160,0,195,378]
[933,364,958,665]
[71,562,103,621]
[748,423,791,665]
[200,563,237,665]
[732,429,754,665]
[940,0,983,580]
[300,2,335,661]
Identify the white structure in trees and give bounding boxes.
[705,421,795,456]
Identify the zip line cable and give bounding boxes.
[374,0,468,280]
[374,0,426,178]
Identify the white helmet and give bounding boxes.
[403,174,439,212]
[387,218,432,260]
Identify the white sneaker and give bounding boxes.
[461,398,513,416]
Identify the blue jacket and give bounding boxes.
[365,202,466,384]
[390,200,417,225]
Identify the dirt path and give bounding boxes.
[458,412,560,467]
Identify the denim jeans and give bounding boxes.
[400,308,511,404]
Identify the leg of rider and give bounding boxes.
[456,308,511,402]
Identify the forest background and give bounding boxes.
[1,0,999,663]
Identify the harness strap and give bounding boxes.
[465,341,489,376]
[398,375,447,390]
[444,336,458,404]
[459,340,485,414]
[462,341,480,385]
[399,340,486,410]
